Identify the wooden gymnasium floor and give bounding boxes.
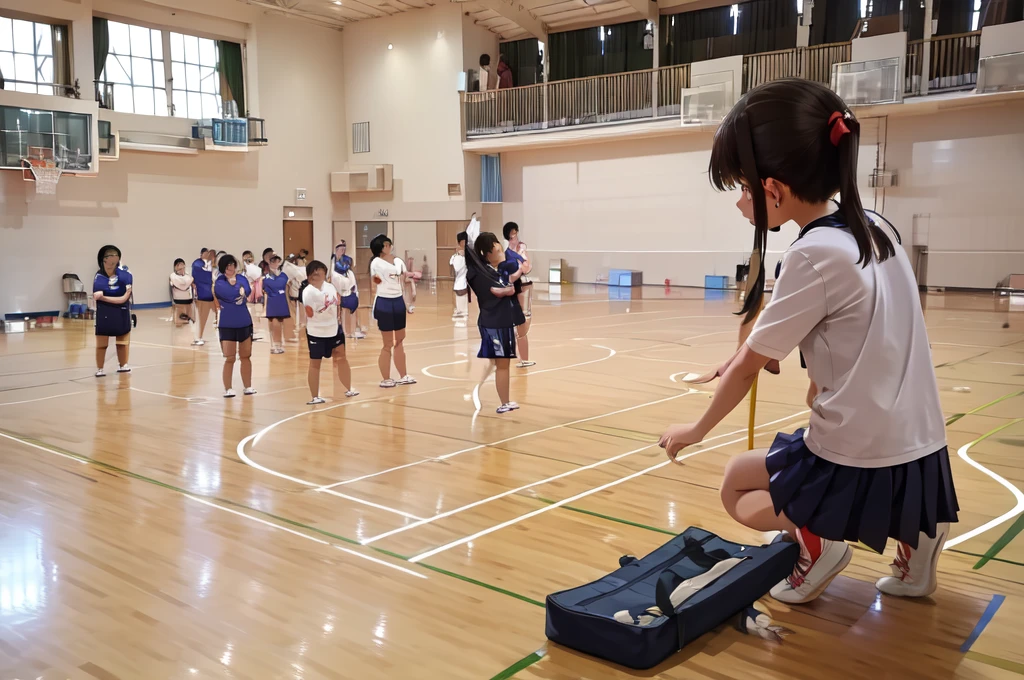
[0,283,1022,680]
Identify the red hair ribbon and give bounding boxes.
[828,111,851,147]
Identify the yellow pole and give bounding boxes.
[747,373,759,450]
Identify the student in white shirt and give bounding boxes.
[659,79,958,605]
[283,254,307,331]
[301,260,358,405]
[369,234,416,388]
[329,241,365,340]
[450,231,469,319]
[170,258,201,344]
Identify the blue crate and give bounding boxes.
[705,275,729,289]
[608,269,642,287]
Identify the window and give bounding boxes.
[970,0,981,30]
[102,20,166,116]
[730,4,741,34]
[170,32,221,119]
[0,16,56,94]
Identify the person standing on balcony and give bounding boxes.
[497,55,514,89]
[478,54,492,92]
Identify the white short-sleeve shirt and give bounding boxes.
[302,282,340,338]
[746,212,945,468]
[371,257,406,298]
[450,253,467,291]
[331,270,357,297]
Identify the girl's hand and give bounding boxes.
[659,423,706,462]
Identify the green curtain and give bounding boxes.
[217,40,246,117]
[93,17,108,81]
[499,38,541,86]
[52,25,72,89]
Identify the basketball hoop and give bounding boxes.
[22,147,65,198]
[27,159,63,195]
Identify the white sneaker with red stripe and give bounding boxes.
[770,528,852,604]
[875,523,949,598]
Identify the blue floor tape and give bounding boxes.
[961,594,1005,653]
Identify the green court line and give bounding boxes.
[964,651,1024,675]
[945,390,1024,426]
[490,650,546,680]
[949,549,1024,569]
[0,428,545,610]
[973,513,1024,570]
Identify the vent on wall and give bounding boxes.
[353,122,370,153]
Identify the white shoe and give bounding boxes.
[224,389,236,398]
[354,331,366,339]
[380,379,396,388]
[308,396,326,405]
[506,401,520,410]
[345,389,360,398]
[117,365,131,374]
[271,348,285,355]
[770,536,852,604]
[408,305,416,313]
[396,375,417,385]
[875,523,949,598]
[192,339,205,346]
[244,387,257,396]
[95,369,106,378]
[497,403,515,414]
[516,361,536,368]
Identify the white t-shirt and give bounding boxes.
[746,214,945,468]
[371,257,406,298]
[283,260,306,298]
[169,272,194,301]
[302,282,341,338]
[450,252,467,291]
[244,262,262,283]
[331,269,357,297]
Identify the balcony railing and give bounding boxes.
[743,42,852,93]
[463,32,989,138]
[463,64,691,137]
[906,31,981,95]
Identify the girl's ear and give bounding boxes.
[763,178,784,206]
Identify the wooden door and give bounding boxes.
[436,220,469,279]
[282,220,314,259]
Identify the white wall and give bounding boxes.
[498,99,1024,290]
[882,100,1024,288]
[462,12,499,86]
[979,19,1024,58]
[851,32,907,62]
[0,0,347,314]
[500,132,803,287]
[341,5,471,222]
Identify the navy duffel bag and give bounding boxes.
[545,526,799,669]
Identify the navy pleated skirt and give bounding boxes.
[766,429,959,553]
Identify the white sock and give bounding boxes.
[456,295,468,316]
[189,318,200,341]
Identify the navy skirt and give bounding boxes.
[95,302,131,337]
[766,429,959,553]
[341,293,358,313]
[478,326,516,359]
[374,296,406,332]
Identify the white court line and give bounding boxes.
[0,391,90,407]
[986,361,1024,367]
[361,409,809,546]
[0,431,88,465]
[944,418,1024,549]
[421,345,616,382]
[316,389,700,490]
[185,495,426,579]
[408,432,775,563]
[129,387,212,402]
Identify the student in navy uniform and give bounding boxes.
[466,217,521,414]
[302,260,359,405]
[215,254,257,398]
[660,79,958,605]
[191,247,216,346]
[263,254,290,354]
[93,245,133,376]
[369,234,416,388]
[502,222,535,368]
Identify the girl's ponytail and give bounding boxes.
[734,107,769,325]
[829,111,895,266]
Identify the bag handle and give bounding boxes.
[654,536,732,616]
